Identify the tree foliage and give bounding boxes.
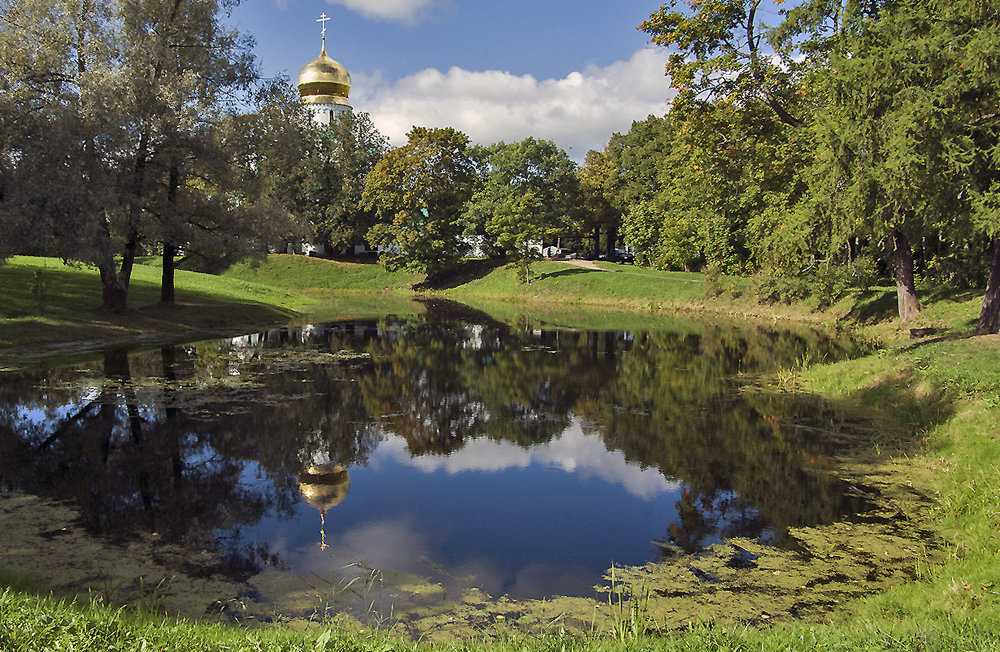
[463,137,581,281]
[361,127,477,275]
[619,0,1000,328]
[0,0,260,311]
[226,82,388,256]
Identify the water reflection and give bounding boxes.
[298,464,350,550]
[0,307,869,603]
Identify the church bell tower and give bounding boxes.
[297,13,353,126]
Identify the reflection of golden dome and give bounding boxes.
[299,463,351,551]
[296,45,352,107]
[298,463,351,513]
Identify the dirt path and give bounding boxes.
[559,259,704,282]
[560,259,606,271]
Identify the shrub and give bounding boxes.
[702,261,724,298]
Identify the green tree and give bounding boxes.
[940,0,1000,334]
[226,82,388,258]
[319,111,391,253]
[605,116,682,268]
[147,123,300,302]
[0,0,257,311]
[578,147,622,259]
[463,137,581,282]
[640,0,803,127]
[225,81,313,252]
[361,127,476,275]
[799,0,984,322]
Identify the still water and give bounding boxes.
[0,304,869,611]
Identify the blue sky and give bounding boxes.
[226,0,677,156]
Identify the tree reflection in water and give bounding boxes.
[0,305,870,597]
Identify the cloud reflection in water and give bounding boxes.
[372,417,678,501]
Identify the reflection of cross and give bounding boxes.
[317,13,331,38]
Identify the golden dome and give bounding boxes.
[297,44,352,107]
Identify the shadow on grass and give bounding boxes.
[920,285,981,304]
[848,285,984,327]
[537,267,595,281]
[847,289,898,325]
[416,258,508,291]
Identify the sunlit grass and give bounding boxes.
[0,256,309,349]
[445,261,712,306]
[4,585,1000,651]
[219,254,424,292]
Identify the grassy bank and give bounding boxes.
[3,254,1000,649]
[439,259,985,345]
[0,256,311,351]
[1,254,984,350]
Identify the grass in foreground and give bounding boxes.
[3,582,1000,651]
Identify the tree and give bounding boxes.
[0,0,256,311]
[319,111,391,252]
[361,127,476,275]
[799,0,985,322]
[941,0,1000,334]
[225,81,313,251]
[640,0,804,127]
[605,116,679,268]
[148,123,300,302]
[463,137,581,282]
[578,147,622,259]
[229,84,392,258]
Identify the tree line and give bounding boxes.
[4,0,1000,332]
[588,0,1000,331]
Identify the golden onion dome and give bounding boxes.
[296,44,352,107]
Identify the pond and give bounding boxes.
[0,301,878,628]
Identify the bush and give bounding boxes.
[702,261,724,298]
[752,269,810,305]
[849,257,879,293]
[812,264,850,309]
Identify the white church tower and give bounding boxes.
[296,13,353,125]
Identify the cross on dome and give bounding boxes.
[317,13,331,45]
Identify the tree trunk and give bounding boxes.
[891,229,920,323]
[99,264,128,313]
[606,224,618,260]
[161,162,180,304]
[976,237,1000,335]
[592,226,600,257]
[161,242,176,304]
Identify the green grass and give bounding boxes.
[792,334,1000,647]
[219,254,424,293]
[443,260,713,307]
[5,254,1000,649]
[0,256,316,351]
[4,583,1000,651]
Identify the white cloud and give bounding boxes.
[352,48,672,158]
[326,0,440,24]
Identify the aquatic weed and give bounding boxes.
[606,566,655,644]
